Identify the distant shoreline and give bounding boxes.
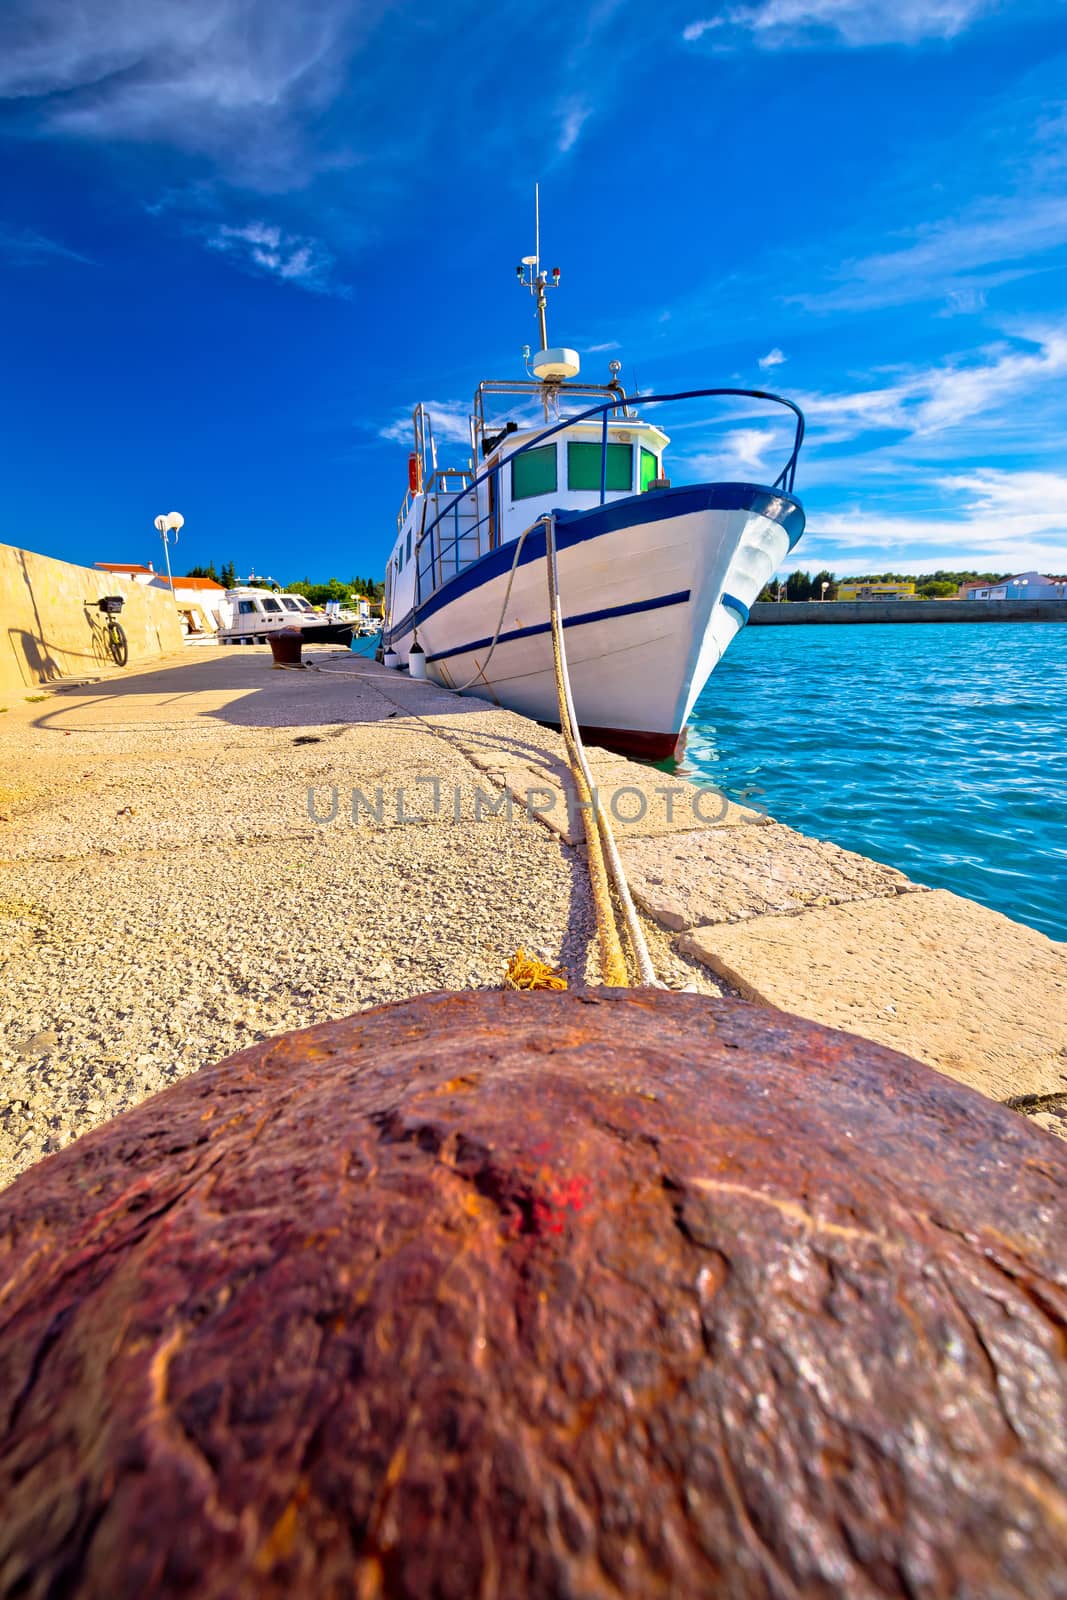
[749,598,1067,625]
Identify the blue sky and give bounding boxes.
[1,0,1065,582]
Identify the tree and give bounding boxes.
[186,563,219,581]
[786,569,813,602]
[285,574,386,606]
[918,580,958,598]
[220,561,237,588]
[812,569,838,600]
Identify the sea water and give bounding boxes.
[677,621,1066,942]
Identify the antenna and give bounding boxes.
[515,181,561,354]
[535,180,540,278]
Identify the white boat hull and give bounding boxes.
[385,483,803,759]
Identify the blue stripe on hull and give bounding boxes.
[721,591,750,624]
[423,589,691,665]
[385,480,804,646]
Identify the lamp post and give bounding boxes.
[821,581,829,602]
[154,512,184,593]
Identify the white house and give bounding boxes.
[147,574,228,634]
[967,571,1067,601]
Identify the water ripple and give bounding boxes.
[674,621,1067,942]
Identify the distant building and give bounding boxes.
[966,571,1067,601]
[94,561,156,585]
[836,580,916,601]
[147,573,228,634]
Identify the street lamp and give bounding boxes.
[154,512,184,592]
[821,581,829,601]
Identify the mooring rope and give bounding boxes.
[544,515,661,989]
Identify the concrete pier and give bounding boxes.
[750,597,1067,623]
[1,642,1064,1186]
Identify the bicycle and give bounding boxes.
[96,597,128,667]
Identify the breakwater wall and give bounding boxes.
[749,598,1067,625]
[0,542,184,694]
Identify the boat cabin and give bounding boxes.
[219,587,319,644]
[385,377,670,628]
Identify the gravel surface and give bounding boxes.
[0,647,717,1186]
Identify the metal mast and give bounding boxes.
[516,182,560,352]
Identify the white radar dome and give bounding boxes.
[532,347,580,380]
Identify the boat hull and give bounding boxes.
[385,483,803,757]
[218,622,353,647]
[298,622,354,646]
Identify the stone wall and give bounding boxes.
[750,598,1067,624]
[0,543,185,694]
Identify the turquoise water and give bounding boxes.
[676,622,1066,942]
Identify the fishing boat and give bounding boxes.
[216,587,355,647]
[381,219,805,759]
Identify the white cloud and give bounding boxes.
[684,426,780,478]
[683,18,724,41]
[943,467,1067,525]
[683,0,992,50]
[380,400,473,449]
[758,346,786,369]
[204,221,344,294]
[557,98,591,155]
[588,341,621,353]
[797,325,1067,443]
[804,467,1067,571]
[0,0,380,187]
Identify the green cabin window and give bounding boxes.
[640,447,659,491]
[567,441,633,492]
[511,444,557,500]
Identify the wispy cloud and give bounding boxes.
[758,346,786,369]
[797,325,1067,443]
[683,0,992,50]
[588,340,621,353]
[708,426,778,474]
[0,224,91,265]
[676,424,791,481]
[203,221,345,295]
[939,286,988,317]
[380,400,472,449]
[797,193,1067,313]
[806,466,1067,571]
[0,0,380,189]
[557,98,591,155]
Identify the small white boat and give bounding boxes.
[216,587,355,647]
[381,230,805,759]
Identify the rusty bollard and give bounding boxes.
[267,627,303,667]
[1,989,1065,1598]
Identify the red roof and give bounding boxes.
[95,562,153,573]
[171,576,225,590]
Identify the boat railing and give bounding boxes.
[413,387,805,610]
[398,465,475,535]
